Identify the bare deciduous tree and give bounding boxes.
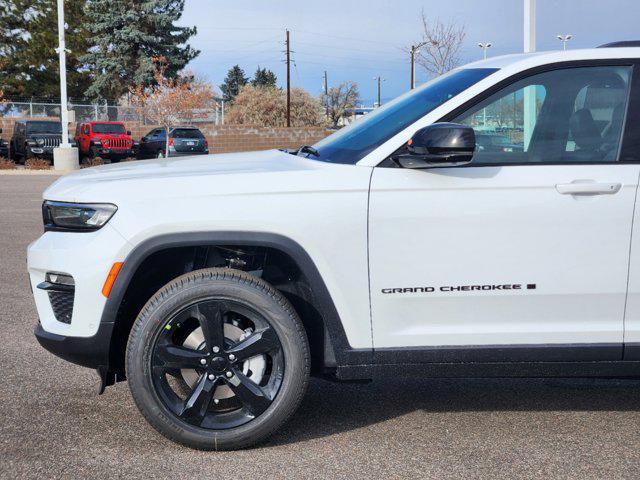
[130,57,216,158]
[322,81,359,128]
[414,11,466,76]
[226,85,325,127]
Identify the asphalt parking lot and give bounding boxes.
[2,174,640,479]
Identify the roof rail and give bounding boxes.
[597,41,640,48]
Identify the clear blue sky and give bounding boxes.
[180,0,640,105]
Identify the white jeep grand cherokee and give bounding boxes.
[28,44,640,450]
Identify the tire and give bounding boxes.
[126,268,310,450]
[157,150,165,159]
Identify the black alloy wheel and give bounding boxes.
[126,268,310,450]
[150,299,284,430]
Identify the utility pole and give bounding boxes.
[323,70,329,117]
[286,29,291,127]
[54,0,78,170]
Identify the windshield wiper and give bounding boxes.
[297,145,319,157]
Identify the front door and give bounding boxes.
[368,64,639,360]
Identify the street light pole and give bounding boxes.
[477,43,492,127]
[557,34,573,50]
[478,42,492,60]
[373,76,384,107]
[56,0,69,148]
[523,0,536,151]
[54,0,79,170]
[524,0,536,53]
[410,45,419,90]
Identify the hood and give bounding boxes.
[28,133,62,138]
[43,149,355,203]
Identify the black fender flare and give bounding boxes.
[101,231,370,367]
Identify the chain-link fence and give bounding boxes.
[0,98,225,125]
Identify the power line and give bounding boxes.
[294,49,408,65]
[295,29,396,46]
[295,40,399,55]
[195,26,283,31]
[193,36,281,52]
[294,59,401,74]
[194,52,281,65]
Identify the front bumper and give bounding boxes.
[29,146,54,158]
[28,223,132,380]
[35,322,114,369]
[27,223,131,338]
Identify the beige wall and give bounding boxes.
[0,117,330,155]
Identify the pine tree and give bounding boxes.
[82,0,199,102]
[251,67,277,89]
[220,65,248,103]
[0,0,91,100]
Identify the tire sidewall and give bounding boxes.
[127,270,309,450]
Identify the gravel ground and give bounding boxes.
[2,174,640,479]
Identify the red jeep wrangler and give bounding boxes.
[75,121,135,162]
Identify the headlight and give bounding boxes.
[42,201,117,232]
[36,138,44,146]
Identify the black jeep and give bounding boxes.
[10,120,67,163]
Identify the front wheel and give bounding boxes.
[126,268,310,450]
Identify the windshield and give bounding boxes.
[309,68,497,164]
[92,123,125,134]
[26,122,62,135]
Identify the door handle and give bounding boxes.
[555,182,621,195]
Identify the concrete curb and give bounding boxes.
[0,170,62,175]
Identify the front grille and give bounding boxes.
[42,137,61,148]
[104,138,129,149]
[48,290,74,324]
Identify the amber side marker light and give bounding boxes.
[102,262,124,298]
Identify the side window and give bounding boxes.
[453,65,632,164]
[83,124,90,135]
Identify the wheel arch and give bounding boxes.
[103,232,367,376]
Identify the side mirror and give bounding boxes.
[0,128,3,134]
[395,123,476,169]
[127,130,132,136]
